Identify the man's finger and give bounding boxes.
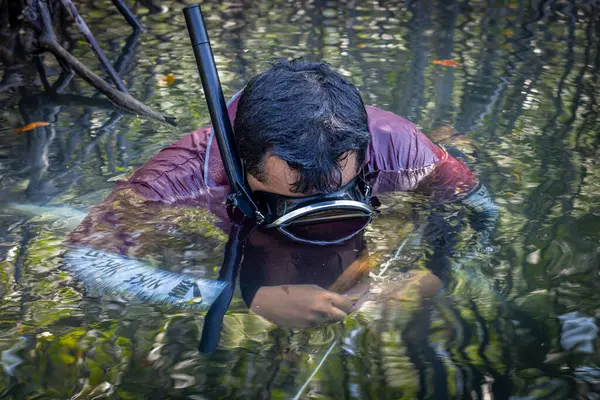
[324,306,348,323]
[328,291,353,314]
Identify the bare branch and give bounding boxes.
[40,37,177,126]
[111,0,144,32]
[59,0,129,93]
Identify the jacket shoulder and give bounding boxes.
[126,93,242,203]
[365,106,445,172]
[128,127,220,202]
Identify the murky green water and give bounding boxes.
[1,0,600,398]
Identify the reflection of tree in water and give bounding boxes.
[12,31,140,205]
[394,0,431,124]
[1,0,600,398]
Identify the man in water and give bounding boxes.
[68,59,497,328]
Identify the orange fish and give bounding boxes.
[432,59,461,67]
[15,121,50,133]
[161,73,176,86]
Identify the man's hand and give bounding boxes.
[250,285,352,329]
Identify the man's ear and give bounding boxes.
[283,163,301,187]
[337,151,351,168]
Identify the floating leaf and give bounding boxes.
[432,59,461,67]
[15,122,49,133]
[160,73,176,86]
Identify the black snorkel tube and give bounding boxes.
[184,5,257,354]
[183,5,262,222]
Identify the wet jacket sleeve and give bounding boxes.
[364,106,498,270]
[452,183,499,268]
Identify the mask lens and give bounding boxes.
[278,214,371,244]
[285,208,370,226]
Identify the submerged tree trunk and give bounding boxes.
[0,0,177,126]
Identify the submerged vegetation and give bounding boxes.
[1,0,600,398]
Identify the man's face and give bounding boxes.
[246,152,359,197]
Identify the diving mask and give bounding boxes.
[251,174,374,244]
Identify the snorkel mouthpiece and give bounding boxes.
[184,5,260,221]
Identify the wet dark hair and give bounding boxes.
[234,59,370,194]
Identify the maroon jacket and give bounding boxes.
[127,96,478,216]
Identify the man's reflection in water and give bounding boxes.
[231,220,558,399]
[240,224,366,329]
[236,220,443,329]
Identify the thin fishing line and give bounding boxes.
[292,339,337,400]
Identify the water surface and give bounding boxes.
[1,0,600,398]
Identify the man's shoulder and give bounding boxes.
[365,105,445,171]
[127,127,223,202]
[126,93,241,202]
[366,105,415,135]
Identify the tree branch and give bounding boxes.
[40,37,177,126]
[59,0,129,93]
[111,0,144,32]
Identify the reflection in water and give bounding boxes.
[1,0,600,398]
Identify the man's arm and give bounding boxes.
[66,184,227,258]
[67,123,233,256]
[364,107,498,275]
[423,127,498,269]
